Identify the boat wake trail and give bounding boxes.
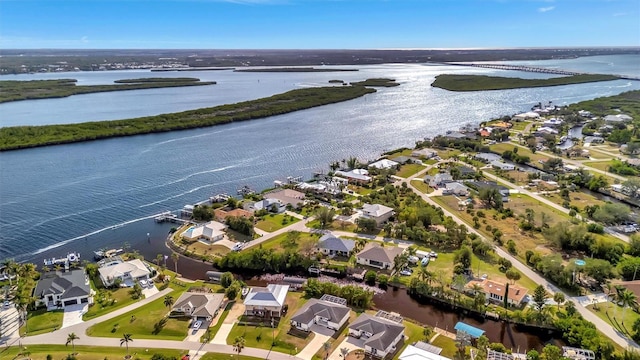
[31,214,161,256]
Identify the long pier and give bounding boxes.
[443,62,640,81]
[154,211,188,224]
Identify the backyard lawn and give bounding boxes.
[86,288,190,340]
[431,335,458,358]
[489,143,550,164]
[21,308,63,336]
[392,320,426,359]
[397,164,427,178]
[255,213,300,232]
[83,286,140,320]
[2,345,186,360]
[226,292,311,355]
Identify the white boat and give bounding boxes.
[43,252,80,267]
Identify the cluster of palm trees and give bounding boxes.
[2,259,39,329]
[607,284,639,320]
[65,332,132,356]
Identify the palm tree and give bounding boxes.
[2,258,17,286]
[619,289,639,321]
[120,333,133,357]
[163,295,174,307]
[66,332,79,354]
[233,336,246,359]
[470,283,484,295]
[392,253,409,275]
[171,253,179,274]
[355,238,368,252]
[553,292,565,310]
[417,265,433,284]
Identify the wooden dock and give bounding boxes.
[154,212,188,224]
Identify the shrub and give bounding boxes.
[365,271,377,285]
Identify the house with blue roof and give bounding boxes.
[244,284,289,318]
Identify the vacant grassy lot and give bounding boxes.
[485,168,530,185]
[397,164,427,178]
[227,293,311,354]
[489,143,550,164]
[584,149,614,160]
[410,179,433,194]
[259,231,320,253]
[21,308,63,336]
[86,288,190,340]
[83,287,141,320]
[587,302,640,337]
[583,161,614,172]
[544,190,605,210]
[1,345,186,360]
[255,213,300,232]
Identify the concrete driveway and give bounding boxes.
[297,325,333,360]
[0,304,20,341]
[142,284,159,298]
[211,302,245,344]
[62,303,88,329]
[327,336,364,360]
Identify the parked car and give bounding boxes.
[139,279,148,287]
[193,320,202,330]
[399,269,413,276]
[3,300,10,309]
[232,243,244,251]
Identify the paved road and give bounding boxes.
[405,172,639,350]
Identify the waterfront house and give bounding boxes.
[245,198,286,213]
[98,259,151,288]
[391,156,420,165]
[317,234,356,257]
[424,172,453,188]
[399,343,450,360]
[348,311,405,359]
[512,112,540,121]
[411,148,438,159]
[562,346,596,360]
[543,118,564,127]
[182,221,227,243]
[356,243,404,270]
[244,284,289,318]
[34,269,93,309]
[465,279,528,307]
[290,294,350,332]
[535,127,558,135]
[264,189,306,209]
[334,169,372,184]
[214,208,253,223]
[361,203,395,225]
[490,160,515,171]
[369,159,400,170]
[170,292,225,322]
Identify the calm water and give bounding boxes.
[1,55,639,264]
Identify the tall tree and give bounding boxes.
[66,332,79,354]
[171,252,179,274]
[233,336,246,359]
[315,207,336,229]
[532,285,548,313]
[163,295,174,307]
[120,333,133,357]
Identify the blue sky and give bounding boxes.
[1,0,639,49]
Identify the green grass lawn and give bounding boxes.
[21,308,63,336]
[544,190,605,210]
[397,164,427,178]
[583,161,614,172]
[83,287,140,320]
[255,213,300,232]
[227,293,311,355]
[587,302,640,337]
[411,179,433,194]
[489,143,550,164]
[431,335,458,358]
[259,231,320,253]
[393,321,425,359]
[86,288,190,340]
[1,345,186,360]
[200,354,264,360]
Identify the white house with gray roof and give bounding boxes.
[290,295,350,332]
[369,159,400,170]
[34,269,93,309]
[349,312,405,358]
[317,234,355,257]
[171,292,225,322]
[98,259,151,287]
[244,284,289,318]
[356,243,404,270]
[424,173,453,188]
[361,203,395,225]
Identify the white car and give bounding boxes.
[3,300,10,309]
[232,243,244,251]
[193,320,202,330]
[139,279,148,287]
[399,269,413,276]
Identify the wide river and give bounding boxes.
[1,55,639,264]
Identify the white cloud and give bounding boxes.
[81,36,89,43]
[538,6,555,12]
[612,12,627,17]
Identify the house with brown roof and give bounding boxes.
[264,189,306,209]
[349,311,405,359]
[465,279,528,307]
[356,243,404,270]
[214,208,253,222]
